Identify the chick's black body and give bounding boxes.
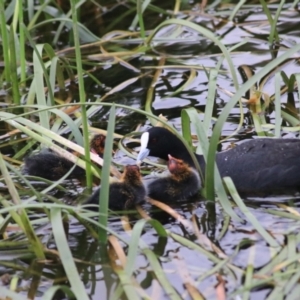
[23,150,85,180]
[139,127,300,195]
[148,155,201,202]
[23,134,106,180]
[85,165,146,210]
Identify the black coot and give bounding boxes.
[137,127,300,195]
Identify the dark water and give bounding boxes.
[2,1,300,299]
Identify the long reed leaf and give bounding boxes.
[50,208,89,299]
[224,177,279,248]
[99,105,116,243]
[182,108,242,222]
[71,0,92,187]
[0,155,45,258]
[0,1,11,85]
[125,219,167,276]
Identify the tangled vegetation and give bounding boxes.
[1,0,300,299]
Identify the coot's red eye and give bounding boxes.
[152,138,157,143]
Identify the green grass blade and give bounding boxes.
[0,2,11,85]
[98,105,116,243]
[269,0,285,44]
[34,44,51,128]
[136,0,148,38]
[208,43,300,202]
[70,0,92,187]
[229,0,247,21]
[224,177,279,248]
[182,108,242,222]
[18,0,26,84]
[125,219,167,276]
[114,269,141,300]
[243,265,254,300]
[203,68,218,134]
[9,24,20,105]
[274,72,282,137]
[146,18,239,90]
[0,155,45,259]
[143,248,182,300]
[295,73,300,120]
[50,208,89,300]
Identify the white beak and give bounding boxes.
[136,132,150,164]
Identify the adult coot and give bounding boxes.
[84,165,146,210]
[148,154,201,202]
[137,127,300,195]
[24,134,106,180]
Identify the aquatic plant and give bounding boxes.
[1,0,300,299]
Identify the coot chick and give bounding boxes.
[24,134,106,180]
[23,149,85,180]
[137,127,300,195]
[84,165,146,210]
[148,154,201,202]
